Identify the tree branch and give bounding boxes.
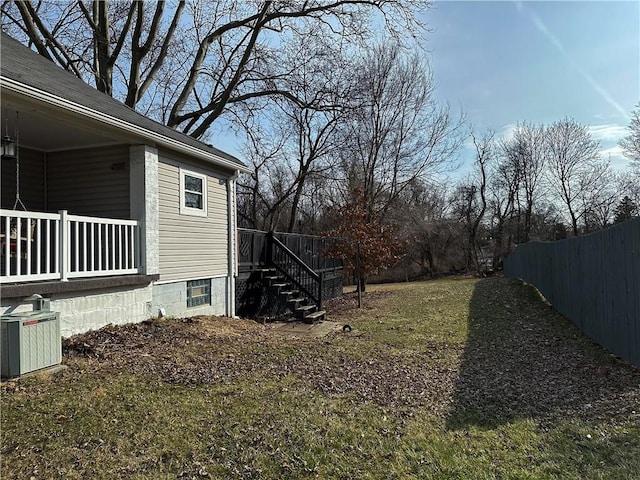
[109,1,137,67]
[188,2,274,138]
[138,1,185,100]
[17,1,82,77]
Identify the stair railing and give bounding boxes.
[268,232,323,310]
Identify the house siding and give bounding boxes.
[157,152,229,282]
[46,145,130,218]
[1,147,45,211]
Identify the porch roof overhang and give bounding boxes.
[0,33,250,174]
[0,77,250,174]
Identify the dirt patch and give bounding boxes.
[53,291,457,412]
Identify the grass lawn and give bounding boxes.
[2,277,639,479]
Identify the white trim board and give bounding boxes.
[154,274,229,286]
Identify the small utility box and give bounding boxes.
[1,311,62,378]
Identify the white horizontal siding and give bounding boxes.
[158,155,229,282]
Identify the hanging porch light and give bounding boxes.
[1,133,17,159]
[2,109,17,159]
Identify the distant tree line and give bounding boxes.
[435,116,640,279]
[240,98,640,281]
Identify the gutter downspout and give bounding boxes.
[227,170,240,317]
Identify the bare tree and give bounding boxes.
[240,38,463,235]
[545,118,603,236]
[3,1,185,100]
[271,35,353,233]
[577,164,617,232]
[237,99,344,232]
[488,141,520,267]
[386,179,456,277]
[502,122,547,242]
[236,32,353,231]
[462,130,492,272]
[335,42,464,220]
[2,1,426,139]
[236,125,288,230]
[620,102,640,170]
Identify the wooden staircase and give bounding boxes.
[236,229,344,322]
[258,268,326,324]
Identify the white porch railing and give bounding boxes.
[1,209,141,283]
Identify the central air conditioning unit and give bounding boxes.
[1,311,62,378]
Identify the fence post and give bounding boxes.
[266,231,274,266]
[251,230,258,265]
[318,271,324,310]
[59,210,69,281]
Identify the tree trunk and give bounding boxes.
[359,275,367,293]
[287,168,308,233]
[94,1,112,95]
[493,219,504,270]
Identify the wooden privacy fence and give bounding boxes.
[504,218,640,367]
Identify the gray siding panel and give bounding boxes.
[158,154,229,282]
[504,218,640,367]
[46,145,130,218]
[1,147,45,211]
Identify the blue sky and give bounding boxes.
[424,0,639,172]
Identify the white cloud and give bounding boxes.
[588,124,630,169]
[600,144,629,166]
[601,145,624,157]
[500,123,517,140]
[588,124,628,143]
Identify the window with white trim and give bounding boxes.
[179,169,208,217]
